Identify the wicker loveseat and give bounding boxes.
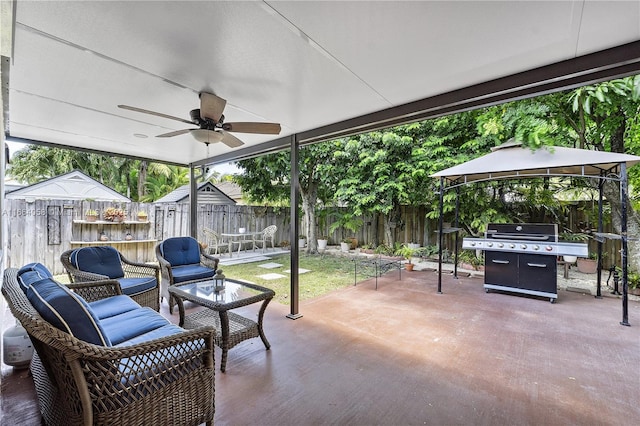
[2,264,215,426]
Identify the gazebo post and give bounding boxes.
[453,186,460,279]
[620,163,630,326]
[596,174,604,299]
[437,177,444,294]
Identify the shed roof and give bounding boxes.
[5,170,129,201]
[431,141,640,185]
[155,181,236,204]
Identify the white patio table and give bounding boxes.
[221,231,262,257]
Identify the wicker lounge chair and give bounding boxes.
[61,246,160,311]
[2,266,215,426]
[155,236,220,313]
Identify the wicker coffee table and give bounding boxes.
[169,278,275,372]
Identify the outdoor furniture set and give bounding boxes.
[2,263,215,426]
[3,235,276,424]
[201,225,278,258]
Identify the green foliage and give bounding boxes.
[394,245,416,263]
[458,250,483,270]
[8,145,188,201]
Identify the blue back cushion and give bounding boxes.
[160,237,201,266]
[17,263,53,292]
[70,246,125,279]
[27,278,111,346]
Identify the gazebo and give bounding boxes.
[432,141,640,326]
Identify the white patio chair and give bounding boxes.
[201,227,223,255]
[254,225,277,252]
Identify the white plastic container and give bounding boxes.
[3,323,33,368]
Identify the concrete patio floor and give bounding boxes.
[2,263,639,425]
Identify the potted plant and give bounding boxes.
[317,236,328,251]
[280,240,291,250]
[103,207,125,222]
[559,231,589,264]
[577,252,598,274]
[329,212,363,250]
[85,209,98,222]
[340,238,352,253]
[298,235,307,248]
[395,244,416,271]
[136,211,148,222]
[458,250,484,271]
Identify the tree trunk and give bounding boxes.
[138,161,148,200]
[300,183,319,254]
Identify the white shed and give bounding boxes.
[5,170,129,202]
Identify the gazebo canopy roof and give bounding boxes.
[431,141,640,186]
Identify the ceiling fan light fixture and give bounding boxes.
[190,129,224,144]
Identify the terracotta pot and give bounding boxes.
[85,215,98,222]
[405,263,414,271]
[577,258,597,274]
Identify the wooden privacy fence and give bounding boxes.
[4,200,289,276]
[3,199,619,276]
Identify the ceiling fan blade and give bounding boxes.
[118,105,195,125]
[156,129,193,138]
[222,122,281,134]
[199,92,226,122]
[220,131,245,148]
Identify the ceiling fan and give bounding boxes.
[118,92,281,148]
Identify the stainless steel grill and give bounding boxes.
[463,223,588,302]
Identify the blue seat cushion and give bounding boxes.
[27,277,110,346]
[118,277,157,296]
[89,295,141,319]
[17,262,53,292]
[171,264,216,283]
[70,246,125,279]
[115,324,185,347]
[100,308,171,345]
[159,237,201,267]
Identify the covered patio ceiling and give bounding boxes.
[3,1,640,166]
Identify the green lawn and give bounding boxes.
[219,253,356,304]
[54,253,358,305]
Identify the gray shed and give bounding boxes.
[155,182,236,205]
[432,141,640,326]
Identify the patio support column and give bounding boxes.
[189,165,198,238]
[437,177,444,294]
[287,134,303,320]
[620,162,630,326]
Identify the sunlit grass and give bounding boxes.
[219,253,356,304]
[53,253,358,306]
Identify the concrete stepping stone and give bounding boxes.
[258,262,283,269]
[257,273,287,280]
[283,268,311,274]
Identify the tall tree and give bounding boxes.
[235,142,341,253]
[8,145,184,201]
